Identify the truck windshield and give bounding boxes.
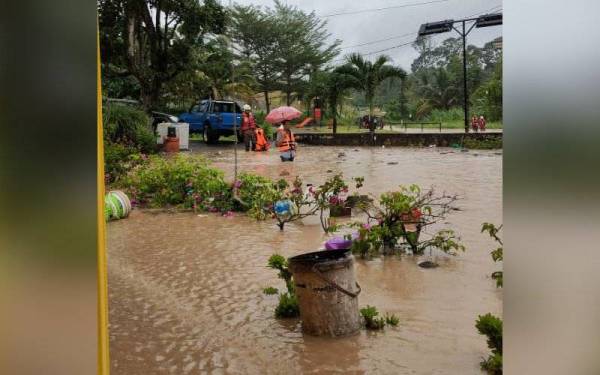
[212,102,241,113]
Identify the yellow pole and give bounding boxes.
[97,26,110,375]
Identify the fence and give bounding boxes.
[386,121,443,133]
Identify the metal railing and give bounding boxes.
[386,121,443,133]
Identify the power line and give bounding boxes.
[340,31,416,49]
[322,0,450,18]
[328,8,502,65]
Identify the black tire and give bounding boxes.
[203,125,219,144]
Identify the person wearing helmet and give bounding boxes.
[241,104,257,151]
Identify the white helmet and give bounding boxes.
[243,104,251,111]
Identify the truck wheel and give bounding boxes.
[204,125,219,144]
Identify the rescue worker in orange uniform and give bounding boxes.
[276,120,296,162]
[241,104,257,151]
[254,125,270,152]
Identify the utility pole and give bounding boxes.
[418,13,502,133]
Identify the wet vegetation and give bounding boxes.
[266,254,299,318]
[359,306,399,330]
[462,137,503,149]
[476,222,503,374]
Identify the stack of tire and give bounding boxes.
[105,190,132,221]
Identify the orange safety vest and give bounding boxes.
[277,130,296,152]
[254,128,270,151]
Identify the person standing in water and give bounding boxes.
[241,104,257,151]
[276,120,296,162]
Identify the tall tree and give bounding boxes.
[271,1,340,106]
[326,69,359,135]
[337,53,406,117]
[99,0,226,111]
[230,4,280,112]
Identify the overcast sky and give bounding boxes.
[231,0,502,71]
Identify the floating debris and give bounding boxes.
[418,260,439,268]
[337,152,346,158]
[326,169,333,173]
[279,170,290,176]
[387,161,398,165]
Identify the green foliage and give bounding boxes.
[99,0,227,110]
[236,173,285,220]
[482,223,503,288]
[360,305,386,330]
[260,121,274,140]
[275,292,300,318]
[476,313,503,374]
[384,313,400,326]
[267,254,299,318]
[463,137,503,150]
[118,154,231,210]
[104,104,156,153]
[263,286,278,295]
[424,107,464,123]
[336,54,406,116]
[344,185,463,257]
[267,254,294,294]
[104,143,139,184]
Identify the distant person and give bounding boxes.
[478,115,486,132]
[254,125,270,152]
[241,104,257,151]
[276,121,296,162]
[471,115,479,132]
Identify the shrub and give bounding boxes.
[104,104,156,154]
[360,305,386,330]
[263,286,278,295]
[425,107,464,123]
[267,254,300,318]
[260,122,274,140]
[236,173,285,220]
[476,313,503,374]
[104,142,139,183]
[384,313,400,326]
[118,154,232,210]
[275,292,300,318]
[463,137,503,150]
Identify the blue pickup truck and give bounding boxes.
[179,99,243,144]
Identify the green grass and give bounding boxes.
[293,120,502,134]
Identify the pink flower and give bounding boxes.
[342,187,349,193]
[233,180,242,189]
[362,223,372,231]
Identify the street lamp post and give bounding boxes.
[418,13,502,133]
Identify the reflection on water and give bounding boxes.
[108,145,502,374]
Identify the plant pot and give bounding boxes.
[164,136,179,153]
[330,204,351,217]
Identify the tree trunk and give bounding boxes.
[286,89,292,106]
[332,115,337,135]
[264,90,270,112]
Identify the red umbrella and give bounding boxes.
[265,106,302,124]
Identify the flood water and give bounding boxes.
[107,144,502,374]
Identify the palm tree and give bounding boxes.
[326,70,359,134]
[336,53,406,118]
[420,68,458,110]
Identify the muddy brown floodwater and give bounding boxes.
[108,144,502,374]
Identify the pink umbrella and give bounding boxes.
[265,106,302,124]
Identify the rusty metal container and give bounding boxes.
[288,249,361,337]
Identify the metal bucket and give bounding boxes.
[288,249,361,337]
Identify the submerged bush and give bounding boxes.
[462,137,502,150]
[476,313,503,374]
[236,173,285,220]
[118,154,232,210]
[275,292,300,318]
[384,313,400,326]
[360,305,386,330]
[267,254,299,318]
[263,286,278,295]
